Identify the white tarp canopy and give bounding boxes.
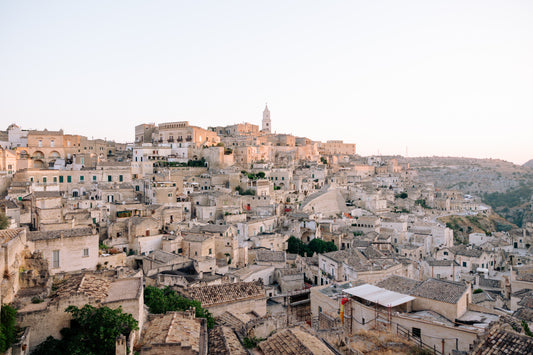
[344,284,415,307]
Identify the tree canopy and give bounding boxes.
[286,236,337,257]
[144,286,214,329]
[32,305,138,355]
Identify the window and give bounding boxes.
[93,176,97,181]
[59,176,64,183]
[52,250,60,268]
[412,327,421,338]
[443,251,448,256]
[462,262,467,267]
[83,248,89,257]
[108,175,112,182]
[50,140,55,147]
[178,248,183,254]
[38,140,42,147]
[67,176,72,183]
[43,177,47,183]
[30,177,34,182]
[119,175,123,182]
[53,177,57,183]
[209,248,212,255]
[80,176,84,181]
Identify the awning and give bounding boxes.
[344,284,415,307]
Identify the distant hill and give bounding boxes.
[400,156,533,227]
[523,159,533,168]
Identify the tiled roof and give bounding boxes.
[28,227,94,241]
[375,275,422,295]
[516,274,533,282]
[323,249,397,272]
[53,273,111,301]
[450,245,483,257]
[518,296,533,309]
[472,327,533,355]
[183,233,211,242]
[179,281,265,307]
[472,291,495,304]
[215,311,245,331]
[0,228,25,244]
[208,326,247,355]
[258,327,334,355]
[256,250,286,263]
[426,258,459,267]
[409,278,468,304]
[33,191,62,198]
[514,307,533,322]
[479,277,501,289]
[142,311,203,352]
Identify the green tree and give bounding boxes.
[287,236,309,256]
[523,320,533,337]
[286,236,337,257]
[0,304,17,352]
[395,192,408,199]
[144,286,214,329]
[32,305,138,355]
[0,213,9,230]
[308,238,337,254]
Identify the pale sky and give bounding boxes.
[1,1,532,164]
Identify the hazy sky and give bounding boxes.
[1,1,532,164]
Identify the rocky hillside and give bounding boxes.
[400,156,533,227]
[437,212,516,244]
[524,159,533,168]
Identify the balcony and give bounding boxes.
[185,137,192,142]
[167,138,175,143]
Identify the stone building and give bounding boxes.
[28,227,99,275]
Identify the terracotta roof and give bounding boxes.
[514,307,533,322]
[258,327,334,355]
[410,278,468,304]
[450,245,483,257]
[214,311,244,331]
[208,326,246,355]
[256,249,286,263]
[180,281,265,307]
[53,273,111,301]
[33,191,62,198]
[142,311,203,352]
[0,228,25,244]
[472,327,533,354]
[426,258,460,267]
[28,227,95,241]
[376,275,422,295]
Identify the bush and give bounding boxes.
[144,286,214,329]
[0,304,17,352]
[395,192,408,199]
[0,213,9,230]
[243,336,264,348]
[473,288,483,294]
[32,305,138,355]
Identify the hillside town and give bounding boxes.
[1,107,533,354]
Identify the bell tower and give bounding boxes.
[262,104,271,133]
